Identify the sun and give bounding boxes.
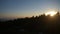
[45,11,57,16]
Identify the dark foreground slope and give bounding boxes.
[0,13,60,34]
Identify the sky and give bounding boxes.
[0,0,60,19]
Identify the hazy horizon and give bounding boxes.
[0,0,60,19]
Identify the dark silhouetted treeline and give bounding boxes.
[0,12,60,34]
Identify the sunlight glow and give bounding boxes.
[45,11,57,16]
